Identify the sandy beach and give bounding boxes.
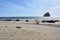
[0,21,60,40]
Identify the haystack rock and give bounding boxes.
[43,12,50,17]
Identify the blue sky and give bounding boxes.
[0,0,60,17]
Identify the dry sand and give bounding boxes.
[0,21,60,40]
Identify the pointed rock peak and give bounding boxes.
[43,12,50,17]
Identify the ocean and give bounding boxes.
[0,17,60,21]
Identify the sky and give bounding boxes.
[0,0,60,17]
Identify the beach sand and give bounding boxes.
[0,21,60,40]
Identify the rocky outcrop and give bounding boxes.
[43,12,50,17]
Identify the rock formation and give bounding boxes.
[43,12,50,17]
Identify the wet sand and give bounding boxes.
[0,21,60,40]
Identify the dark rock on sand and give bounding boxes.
[26,20,29,22]
[16,20,20,21]
[55,20,59,22]
[42,20,55,23]
[3,20,12,21]
[16,26,21,28]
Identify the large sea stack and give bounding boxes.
[43,12,50,17]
